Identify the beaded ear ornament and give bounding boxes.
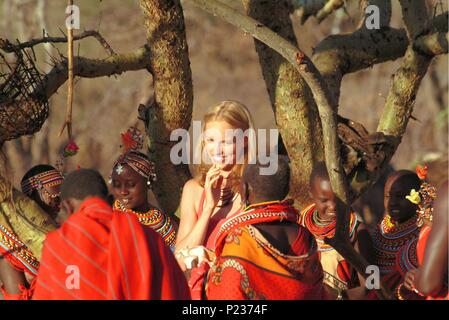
[405,164,437,227]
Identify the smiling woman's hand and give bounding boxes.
[203,165,221,213]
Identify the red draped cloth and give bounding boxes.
[416,225,448,300]
[206,201,325,300]
[33,197,190,300]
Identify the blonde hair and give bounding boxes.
[194,100,256,191]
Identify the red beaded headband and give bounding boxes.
[112,151,157,184]
[21,169,64,196]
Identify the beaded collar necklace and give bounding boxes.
[214,200,298,249]
[113,200,176,248]
[303,208,358,251]
[379,214,419,240]
[114,200,162,225]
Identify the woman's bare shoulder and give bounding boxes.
[183,178,203,194]
[181,178,204,210]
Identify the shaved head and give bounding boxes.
[61,169,108,201]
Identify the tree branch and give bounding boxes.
[242,0,324,207]
[414,31,448,56]
[399,0,430,40]
[313,12,447,108]
[35,45,151,99]
[292,0,327,24]
[0,30,115,56]
[316,0,344,23]
[313,27,408,104]
[350,1,438,199]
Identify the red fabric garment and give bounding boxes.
[1,281,34,300]
[188,191,242,300]
[0,225,40,300]
[206,201,325,300]
[32,197,190,300]
[416,225,448,300]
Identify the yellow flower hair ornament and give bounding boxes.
[406,189,421,205]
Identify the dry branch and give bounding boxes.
[313,9,447,105]
[316,0,344,23]
[60,0,74,141]
[0,30,115,56]
[414,31,448,55]
[35,45,151,99]
[351,2,442,201]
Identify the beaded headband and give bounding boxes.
[111,126,156,186]
[21,169,64,196]
[112,151,157,186]
[405,164,437,227]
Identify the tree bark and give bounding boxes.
[242,0,324,208]
[139,0,193,216]
[351,0,438,197]
[37,46,152,99]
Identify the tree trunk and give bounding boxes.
[242,0,324,208]
[139,0,193,216]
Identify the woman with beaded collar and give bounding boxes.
[367,169,425,299]
[0,165,58,299]
[175,100,256,299]
[110,128,177,251]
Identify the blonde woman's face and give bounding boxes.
[203,120,245,168]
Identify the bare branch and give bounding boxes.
[415,31,448,55]
[0,30,115,56]
[292,0,327,24]
[316,0,344,23]
[313,27,408,104]
[36,45,151,99]
[399,0,430,40]
[59,0,74,141]
[350,1,439,199]
[313,12,447,106]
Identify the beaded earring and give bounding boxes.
[405,164,437,227]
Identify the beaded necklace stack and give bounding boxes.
[301,206,359,251]
[371,214,420,275]
[216,186,238,208]
[114,200,176,249]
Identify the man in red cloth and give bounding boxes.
[206,157,325,300]
[33,169,190,300]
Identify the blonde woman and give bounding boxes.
[175,100,256,299]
